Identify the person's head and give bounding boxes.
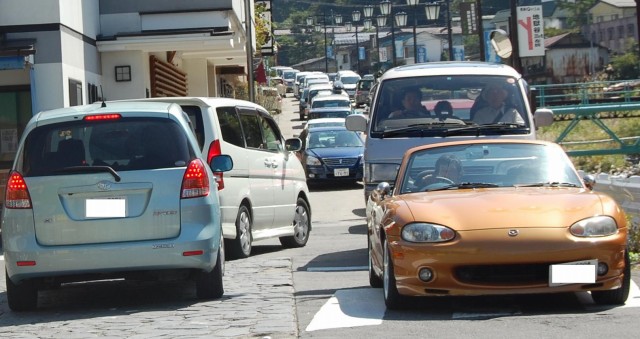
[434,100,453,117]
[434,154,462,181]
[401,88,423,110]
[481,83,510,109]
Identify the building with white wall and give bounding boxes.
[0,0,254,179]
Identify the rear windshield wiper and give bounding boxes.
[514,182,580,188]
[425,182,500,192]
[53,166,122,182]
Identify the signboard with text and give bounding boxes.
[516,5,545,57]
[460,1,478,35]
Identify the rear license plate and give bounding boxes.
[86,198,126,218]
[549,259,597,286]
[334,168,349,177]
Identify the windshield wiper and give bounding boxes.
[444,123,529,136]
[425,182,500,192]
[53,166,122,182]
[381,122,465,138]
[514,182,580,188]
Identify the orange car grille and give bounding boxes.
[454,264,549,285]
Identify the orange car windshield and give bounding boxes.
[399,143,583,194]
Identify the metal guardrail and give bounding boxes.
[589,173,640,238]
[530,80,640,157]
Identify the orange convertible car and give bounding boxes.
[367,139,630,309]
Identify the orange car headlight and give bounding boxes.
[401,223,456,243]
[570,216,617,237]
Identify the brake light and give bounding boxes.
[84,114,121,121]
[181,159,210,199]
[5,171,32,209]
[207,139,225,190]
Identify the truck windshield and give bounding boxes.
[370,75,529,137]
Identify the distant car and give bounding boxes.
[269,76,286,97]
[1,100,233,311]
[335,71,361,100]
[296,126,364,185]
[308,107,354,120]
[303,117,346,131]
[282,69,298,93]
[355,78,374,107]
[300,84,334,120]
[309,94,352,110]
[367,139,630,310]
[259,87,283,114]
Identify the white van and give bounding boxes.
[346,62,554,200]
[133,97,312,259]
[335,70,361,100]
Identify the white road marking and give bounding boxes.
[306,281,640,331]
[306,266,368,272]
[305,288,384,332]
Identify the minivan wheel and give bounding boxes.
[226,205,252,259]
[6,270,38,311]
[195,234,224,299]
[280,198,310,248]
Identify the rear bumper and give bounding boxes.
[5,225,221,283]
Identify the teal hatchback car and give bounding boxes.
[2,101,232,311]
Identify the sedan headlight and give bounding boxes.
[306,155,321,166]
[570,216,618,237]
[367,163,400,183]
[401,223,456,243]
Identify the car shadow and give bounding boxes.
[308,181,363,192]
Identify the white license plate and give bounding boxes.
[86,198,126,218]
[549,259,597,286]
[334,168,349,177]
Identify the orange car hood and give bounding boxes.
[399,188,602,230]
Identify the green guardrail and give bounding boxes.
[530,80,640,157]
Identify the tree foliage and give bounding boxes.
[556,0,596,29]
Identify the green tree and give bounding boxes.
[609,48,640,80]
[557,0,596,29]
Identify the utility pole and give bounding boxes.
[509,0,522,73]
[244,0,255,102]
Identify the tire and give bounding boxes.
[225,205,252,259]
[369,234,383,288]
[299,113,305,121]
[383,239,403,309]
[6,270,38,311]
[591,251,631,305]
[280,198,311,248]
[195,233,225,299]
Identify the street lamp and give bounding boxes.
[363,5,378,69]
[310,12,342,73]
[425,1,451,61]
[407,0,420,63]
[424,2,440,63]
[380,0,407,67]
[352,10,361,74]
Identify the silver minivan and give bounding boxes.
[2,101,232,311]
[346,62,554,200]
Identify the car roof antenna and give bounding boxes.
[100,86,107,108]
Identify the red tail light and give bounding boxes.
[84,114,121,121]
[5,171,32,209]
[181,159,210,199]
[207,139,225,190]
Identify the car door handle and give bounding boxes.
[271,160,279,168]
[264,159,272,168]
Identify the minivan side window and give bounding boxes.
[216,107,245,148]
[180,105,205,149]
[239,112,263,149]
[260,116,283,152]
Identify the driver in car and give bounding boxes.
[415,154,463,188]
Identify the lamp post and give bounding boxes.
[376,15,386,65]
[352,10,361,74]
[379,0,396,67]
[424,2,440,62]
[380,1,407,67]
[310,12,342,73]
[407,0,420,63]
[363,5,378,69]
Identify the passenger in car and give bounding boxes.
[415,154,463,188]
[388,87,432,119]
[433,100,454,120]
[472,83,524,125]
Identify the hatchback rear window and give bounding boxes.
[20,117,195,176]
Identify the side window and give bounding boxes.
[260,115,283,152]
[181,105,205,149]
[216,107,245,148]
[239,112,263,149]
